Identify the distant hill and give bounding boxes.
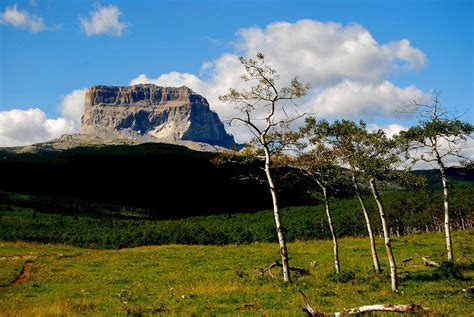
[414,167,474,188]
[1,143,472,219]
[0,143,314,218]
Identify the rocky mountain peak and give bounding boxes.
[81,84,237,148]
[85,84,202,106]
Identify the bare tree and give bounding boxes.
[219,53,310,283]
[397,93,474,261]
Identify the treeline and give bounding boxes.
[1,186,472,249]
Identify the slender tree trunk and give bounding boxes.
[321,184,340,274]
[369,178,398,292]
[263,146,291,283]
[430,140,453,261]
[438,163,453,261]
[351,172,381,273]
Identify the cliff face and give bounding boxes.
[80,84,236,148]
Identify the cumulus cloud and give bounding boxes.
[130,73,205,92]
[0,4,45,32]
[80,4,127,36]
[0,108,75,147]
[308,80,426,119]
[0,88,86,147]
[58,89,87,129]
[130,20,429,142]
[367,123,408,138]
[385,39,427,71]
[235,20,427,85]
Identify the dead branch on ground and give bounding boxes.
[299,290,430,316]
[422,256,440,267]
[257,261,309,278]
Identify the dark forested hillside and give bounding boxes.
[414,167,474,187]
[0,144,315,218]
[1,143,472,220]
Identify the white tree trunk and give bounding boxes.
[263,146,291,283]
[430,141,453,261]
[369,178,398,292]
[351,173,381,273]
[322,185,341,274]
[439,164,453,261]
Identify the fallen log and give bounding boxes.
[422,256,440,267]
[299,291,429,316]
[257,261,309,278]
[337,304,429,316]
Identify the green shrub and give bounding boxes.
[328,270,355,283]
[433,261,465,280]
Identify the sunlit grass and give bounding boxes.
[0,230,472,316]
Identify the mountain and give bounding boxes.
[81,84,237,148]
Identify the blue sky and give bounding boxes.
[0,0,472,146]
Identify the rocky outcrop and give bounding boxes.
[80,84,237,148]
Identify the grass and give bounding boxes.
[0,230,473,316]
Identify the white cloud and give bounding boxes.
[130,73,205,92]
[80,4,127,36]
[368,123,408,138]
[235,20,427,85]
[0,88,85,148]
[385,39,427,71]
[58,89,87,129]
[0,108,75,147]
[130,20,429,142]
[0,4,45,32]
[308,80,426,119]
[0,89,86,147]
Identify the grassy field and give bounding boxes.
[0,230,473,316]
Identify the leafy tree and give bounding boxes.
[397,93,474,261]
[302,118,382,273]
[294,142,344,274]
[356,128,401,292]
[219,53,310,283]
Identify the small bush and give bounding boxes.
[328,270,355,283]
[432,261,465,280]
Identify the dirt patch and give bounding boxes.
[0,260,33,288]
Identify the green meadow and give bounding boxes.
[1,230,473,316]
